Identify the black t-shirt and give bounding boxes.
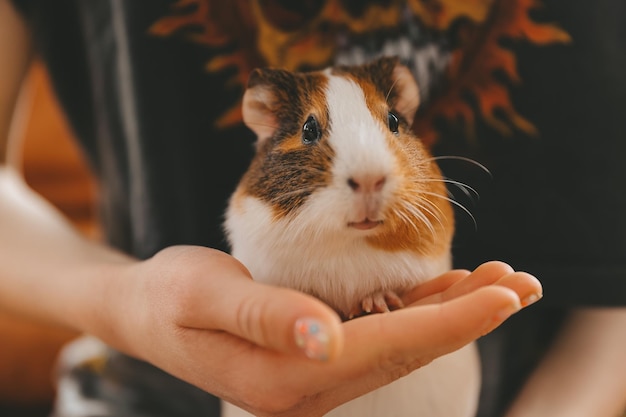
[11,1,626,416]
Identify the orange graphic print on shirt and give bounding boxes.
[150,0,570,146]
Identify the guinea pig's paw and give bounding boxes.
[348,291,405,319]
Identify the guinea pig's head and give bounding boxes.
[231,56,454,256]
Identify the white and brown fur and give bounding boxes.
[223,57,480,417]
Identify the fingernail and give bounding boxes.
[294,318,331,361]
[482,303,521,335]
[521,292,543,307]
[495,303,521,322]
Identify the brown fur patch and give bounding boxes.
[239,69,333,218]
[367,138,454,257]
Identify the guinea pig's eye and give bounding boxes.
[387,111,399,134]
[302,115,321,144]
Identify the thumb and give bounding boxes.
[229,282,345,361]
[180,253,344,361]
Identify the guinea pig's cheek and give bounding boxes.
[306,186,351,231]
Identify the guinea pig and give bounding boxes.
[222,56,480,417]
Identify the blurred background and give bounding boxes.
[0,60,99,417]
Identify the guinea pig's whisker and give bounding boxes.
[412,191,447,221]
[407,191,445,227]
[413,198,445,230]
[393,205,423,238]
[385,77,401,103]
[408,202,437,240]
[420,191,478,230]
[415,200,445,239]
[398,199,437,240]
[415,178,480,201]
[428,156,492,178]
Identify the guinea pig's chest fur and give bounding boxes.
[225,58,455,318]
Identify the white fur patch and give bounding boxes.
[225,195,450,315]
[324,74,395,188]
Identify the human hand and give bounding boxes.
[103,247,541,417]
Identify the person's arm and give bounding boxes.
[0,164,543,417]
[505,307,626,417]
[0,162,541,417]
[0,2,542,416]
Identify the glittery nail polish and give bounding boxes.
[294,318,331,361]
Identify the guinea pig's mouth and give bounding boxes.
[348,219,383,230]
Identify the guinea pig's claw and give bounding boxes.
[347,290,405,320]
[384,291,404,310]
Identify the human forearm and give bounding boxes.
[0,167,133,335]
[505,307,626,417]
[0,166,547,415]
[0,0,139,361]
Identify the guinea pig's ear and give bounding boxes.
[368,56,420,124]
[390,63,420,124]
[242,69,281,145]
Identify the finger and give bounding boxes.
[441,261,514,299]
[347,285,521,364]
[435,262,542,306]
[403,261,513,305]
[400,269,471,305]
[405,261,538,306]
[492,271,543,307]
[300,285,523,398]
[180,260,344,361]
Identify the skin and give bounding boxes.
[504,308,626,417]
[0,162,537,417]
[4,1,620,416]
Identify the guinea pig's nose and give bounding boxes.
[347,175,387,193]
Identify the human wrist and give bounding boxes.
[67,248,142,357]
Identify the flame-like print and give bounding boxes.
[150,0,570,144]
